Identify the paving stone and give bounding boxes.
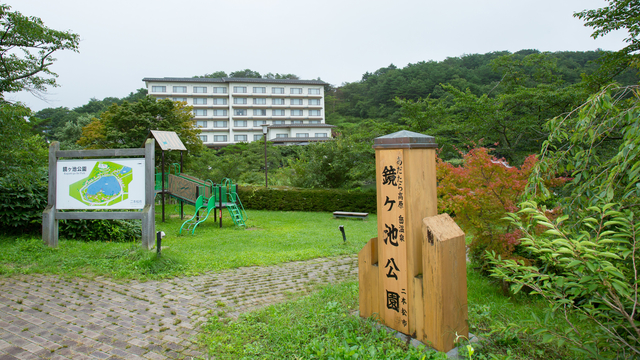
[0,255,358,359]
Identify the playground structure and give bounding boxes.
[154,165,246,233]
[145,130,246,232]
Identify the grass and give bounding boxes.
[201,266,580,360]
[0,205,376,279]
[202,281,446,360]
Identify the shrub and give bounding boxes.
[59,219,141,242]
[0,172,48,234]
[237,186,377,214]
[436,147,537,267]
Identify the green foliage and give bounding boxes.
[0,103,48,187]
[488,86,640,358]
[59,219,140,242]
[188,141,284,185]
[194,71,228,78]
[238,186,377,213]
[0,4,79,96]
[202,282,444,360]
[574,0,640,89]
[529,85,640,214]
[488,203,639,358]
[229,69,262,78]
[0,172,47,234]
[397,53,590,163]
[290,119,403,188]
[77,96,202,165]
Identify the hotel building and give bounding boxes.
[142,77,334,147]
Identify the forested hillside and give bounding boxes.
[327,49,637,122]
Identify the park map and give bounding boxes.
[69,161,133,207]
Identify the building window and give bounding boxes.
[233,86,247,93]
[272,87,284,94]
[253,120,266,127]
[272,98,284,105]
[173,97,187,102]
[253,98,266,105]
[273,120,285,125]
[213,98,227,105]
[213,121,227,128]
[309,110,321,116]
[272,109,285,116]
[309,120,321,124]
[291,120,303,124]
[291,99,303,105]
[199,135,208,142]
[194,98,207,105]
[234,98,247,105]
[254,134,263,141]
[152,86,166,92]
[253,87,266,93]
[214,135,228,142]
[308,88,320,95]
[194,109,207,116]
[290,88,302,94]
[213,87,227,94]
[291,110,303,116]
[234,135,248,142]
[234,120,247,127]
[309,99,321,105]
[173,86,187,93]
[315,133,328,137]
[296,133,309,138]
[213,109,228,116]
[253,109,266,116]
[196,121,207,128]
[276,134,288,138]
[194,86,207,93]
[234,109,247,116]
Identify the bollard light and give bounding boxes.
[339,225,346,242]
[156,231,166,255]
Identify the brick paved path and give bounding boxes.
[0,256,358,360]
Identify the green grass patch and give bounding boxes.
[202,281,445,360]
[0,207,376,279]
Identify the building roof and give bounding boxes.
[268,124,335,129]
[142,77,327,85]
[270,137,334,144]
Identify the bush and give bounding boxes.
[59,219,141,242]
[238,186,377,214]
[0,172,48,234]
[436,147,538,268]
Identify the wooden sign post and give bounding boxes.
[358,130,468,352]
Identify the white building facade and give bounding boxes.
[142,77,334,147]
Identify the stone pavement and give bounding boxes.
[0,256,358,360]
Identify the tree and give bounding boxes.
[77,96,203,164]
[575,0,640,88]
[229,69,262,78]
[194,71,228,78]
[0,102,47,186]
[0,4,79,98]
[264,73,299,80]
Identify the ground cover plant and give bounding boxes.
[0,207,377,280]
[202,265,584,360]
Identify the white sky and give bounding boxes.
[9,0,629,112]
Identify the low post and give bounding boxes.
[358,130,468,353]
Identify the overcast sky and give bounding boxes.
[9,0,628,112]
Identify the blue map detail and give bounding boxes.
[119,166,131,175]
[86,176,121,196]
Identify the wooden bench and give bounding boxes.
[333,211,369,220]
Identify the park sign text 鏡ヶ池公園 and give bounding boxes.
[56,158,145,210]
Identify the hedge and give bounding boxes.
[237,186,377,214]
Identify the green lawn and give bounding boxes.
[0,206,377,279]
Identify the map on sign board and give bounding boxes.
[56,159,145,210]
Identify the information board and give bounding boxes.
[56,158,145,210]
